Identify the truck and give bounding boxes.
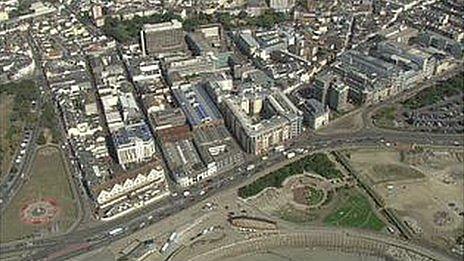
[286,152,296,159]
[274,145,285,153]
[169,232,178,242]
[108,227,124,236]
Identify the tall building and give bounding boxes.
[113,122,156,167]
[141,20,184,56]
[301,99,329,130]
[327,81,349,112]
[223,89,303,155]
[91,4,104,27]
[312,70,336,105]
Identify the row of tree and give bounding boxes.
[102,10,289,43]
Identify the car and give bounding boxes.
[199,190,206,196]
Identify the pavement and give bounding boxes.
[0,4,462,260]
[0,35,49,214]
[0,127,462,260]
[1,72,462,259]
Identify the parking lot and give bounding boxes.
[402,94,463,133]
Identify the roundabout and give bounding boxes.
[20,198,59,225]
[287,175,329,209]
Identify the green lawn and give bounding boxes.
[0,146,78,242]
[373,106,397,127]
[0,94,15,177]
[324,190,385,231]
[0,80,39,178]
[238,153,343,198]
[402,74,463,110]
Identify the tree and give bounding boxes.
[37,131,47,145]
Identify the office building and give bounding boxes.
[141,20,184,55]
[327,80,349,112]
[172,84,224,129]
[311,70,336,105]
[93,161,169,220]
[224,89,303,155]
[113,122,156,167]
[301,99,329,130]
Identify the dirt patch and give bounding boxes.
[370,164,425,184]
[348,148,464,249]
[317,109,364,135]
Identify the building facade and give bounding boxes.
[224,89,303,155]
[141,20,184,55]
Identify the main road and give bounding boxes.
[0,126,461,260]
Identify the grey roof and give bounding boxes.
[302,99,327,117]
[113,122,154,147]
[173,84,223,127]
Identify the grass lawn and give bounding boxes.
[373,74,463,129]
[0,94,15,177]
[324,190,385,231]
[239,153,343,198]
[1,80,39,179]
[372,106,397,128]
[370,164,424,184]
[0,146,78,242]
[402,75,463,110]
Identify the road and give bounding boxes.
[1,48,461,260]
[0,3,461,260]
[0,34,50,214]
[175,228,457,261]
[0,126,461,260]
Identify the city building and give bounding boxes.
[149,107,190,142]
[193,126,244,175]
[223,88,303,155]
[161,138,209,187]
[172,83,224,129]
[113,122,156,168]
[269,0,295,12]
[93,161,170,221]
[417,30,464,59]
[301,98,329,130]
[371,42,437,79]
[161,125,243,187]
[91,4,104,27]
[185,24,222,56]
[327,80,349,112]
[311,70,336,105]
[164,52,233,86]
[141,20,184,56]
